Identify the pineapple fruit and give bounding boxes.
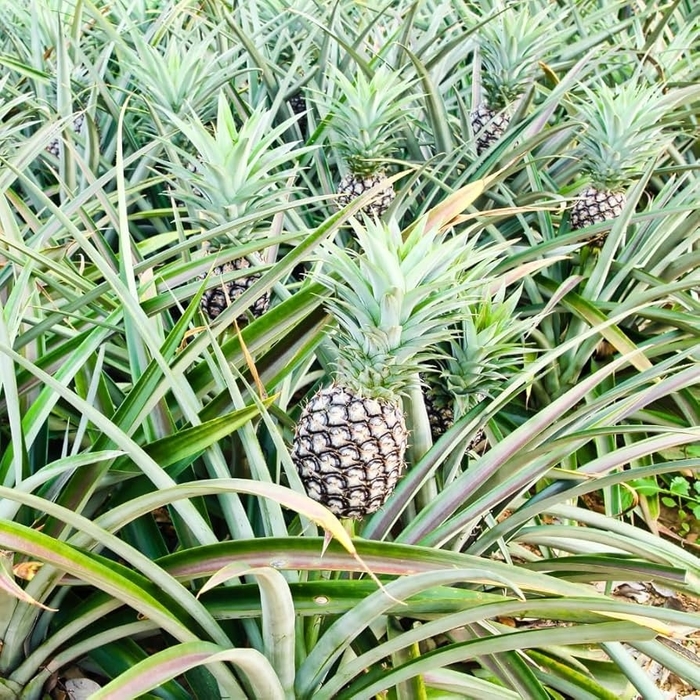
[293,384,408,518]
[45,65,91,157]
[292,218,472,518]
[199,258,271,321]
[46,113,87,157]
[320,67,414,218]
[569,77,679,244]
[171,92,308,322]
[288,92,308,134]
[470,4,555,155]
[422,372,456,440]
[424,286,529,450]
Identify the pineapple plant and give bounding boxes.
[569,77,682,244]
[319,67,415,218]
[292,218,473,518]
[424,286,530,449]
[171,92,310,322]
[470,4,556,154]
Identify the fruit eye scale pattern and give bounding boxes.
[470,103,511,155]
[570,186,626,233]
[292,385,407,518]
[198,259,270,322]
[336,173,395,221]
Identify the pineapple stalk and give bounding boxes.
[406,379,440,510]
[292,218,473,518]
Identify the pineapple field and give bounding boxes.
[1,0,700,697]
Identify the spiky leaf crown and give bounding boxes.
[478,4,558,110]
[444,286,530,415]
[321,67,415,177]
[315,219,476,400]
[574,78,680,190]
[126,29,240,121]
[170,92,311,243]
[256,0,320,64]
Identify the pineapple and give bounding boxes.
[470,4,556,154]
[199,258,271,321]
[170,92,310,322]
[424,286,529,451]
[46,113,86,157]
[292,218,472,518]
[45,65,90,157]
[569,77,680,245]
[288,92,308,134]
[422,370,455,440]
[319,67,415,218]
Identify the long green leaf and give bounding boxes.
[90,642,282,700]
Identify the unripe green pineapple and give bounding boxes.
[171,92,310,322]
[470,4,557,154]
[320,67,414,218]
[570,77,681,245]
[292,218,473,518]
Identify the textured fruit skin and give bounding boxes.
[570,186,626,244]
[46,113,86,157]
[292,384,408,518]
[288,93,306,115]
[288,93,308,133]
[423,382,454,441]
[199,257,270,322]
[422,383,486,449]
[470,103,511,155]
[337,173,395,219]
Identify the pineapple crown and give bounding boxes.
[124,26,242,122]
[254,0,320,64]
[443,285,529,415]
[573,77,682,191]
[170,92,312,244]
[315,218,489,400]
[319,66,415,177]
[476,3,559,110]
